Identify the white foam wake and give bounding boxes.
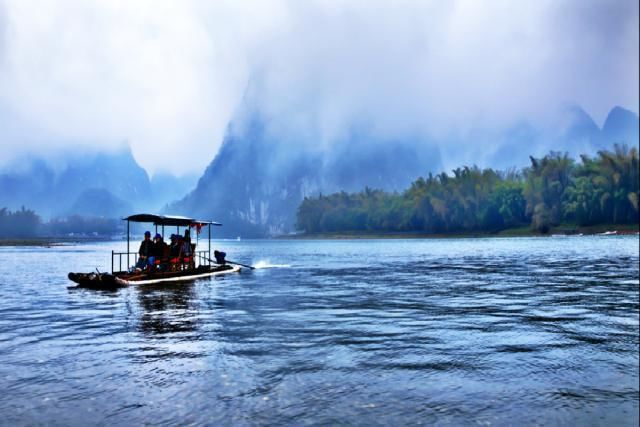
[253,260,292,269]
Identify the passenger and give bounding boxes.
[169,234,180,258]
[214,250,226,265]
[181,229,192,258]
[153,233,168,270]
[180,229,193,269]
[135,231,153,271]
[153,233,167,259]
[169,234,181,269]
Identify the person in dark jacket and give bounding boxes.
[152,233,168,270]
[169,234,180,258]
[135,231,153,271]
[168,234,181,270]
[153,233,167,259]
[178,229,194,270]
[180,229,192,258]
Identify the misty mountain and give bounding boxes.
[70,188,133,218]
[149,172,198,211]
[553,105,639,157]
[55,147,151,206]
[446,105,638,171]
[172,115,443,237]
[0,147,148,217]
[175,105,638,237]
[551,106,601,156]
[600,106,640,149]
[0,146,194,219]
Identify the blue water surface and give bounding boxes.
[0,236,638,425]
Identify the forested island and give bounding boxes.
[296,145,639,235]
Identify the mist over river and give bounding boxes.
[0,237,638,425]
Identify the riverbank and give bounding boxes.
[0,236,115,246]
[283,223,639,239]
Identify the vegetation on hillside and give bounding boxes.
[297,145,639,234]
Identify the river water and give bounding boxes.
[0,236,638,425]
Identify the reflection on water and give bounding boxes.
[0,237,638,425]
[137,283,198,336]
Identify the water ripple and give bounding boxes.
[0,237,638,425]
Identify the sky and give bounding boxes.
[0,0,638,175]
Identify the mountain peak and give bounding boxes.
[603,106,638,129]
[600,106,639,147]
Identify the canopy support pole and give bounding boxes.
[127,220,130,269]
[208,224,211,267]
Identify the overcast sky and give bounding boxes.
[0,0,637,175]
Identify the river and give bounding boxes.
[0,236,638,425]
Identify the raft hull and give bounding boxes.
[68,265,240,289]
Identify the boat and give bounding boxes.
[68,213,242,289]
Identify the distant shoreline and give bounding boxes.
[0,236,115,247]
[280,224,639,240]
[1,224,638,245]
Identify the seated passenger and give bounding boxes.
[153,233,167,259]
[214,250,226,265]
[153,233,168,270]
[169,234,181,268]
[169,234,179,257]
[135,231,153,271]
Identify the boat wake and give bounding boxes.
[253,260,292,269]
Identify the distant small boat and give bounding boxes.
[598,230,618,236]
[68,213,241,289]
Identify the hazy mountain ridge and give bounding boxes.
[176,105,638,237]
[0,146,194,218]
[1,105,636,235]
[601,106,640,148]
[169,110,445,237]
[169,113,443,237]
[150,173,199,210]
[69,188,133,218]
[550,105,639,157]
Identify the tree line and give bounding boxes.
[296,144,639,234]
[0,207,41,238]
[0,207,121,238]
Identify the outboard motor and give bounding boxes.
[214,250,227,265]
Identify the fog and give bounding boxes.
[0,0,637,175]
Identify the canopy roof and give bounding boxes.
[123,214,221,226]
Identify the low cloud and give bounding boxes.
[0,0,637,174]
[248,0,638,140]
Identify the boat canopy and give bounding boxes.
[123,214,221,227]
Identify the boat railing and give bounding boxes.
[112,251,136,273]
[111,250,213,273]
[194,250,212,268]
